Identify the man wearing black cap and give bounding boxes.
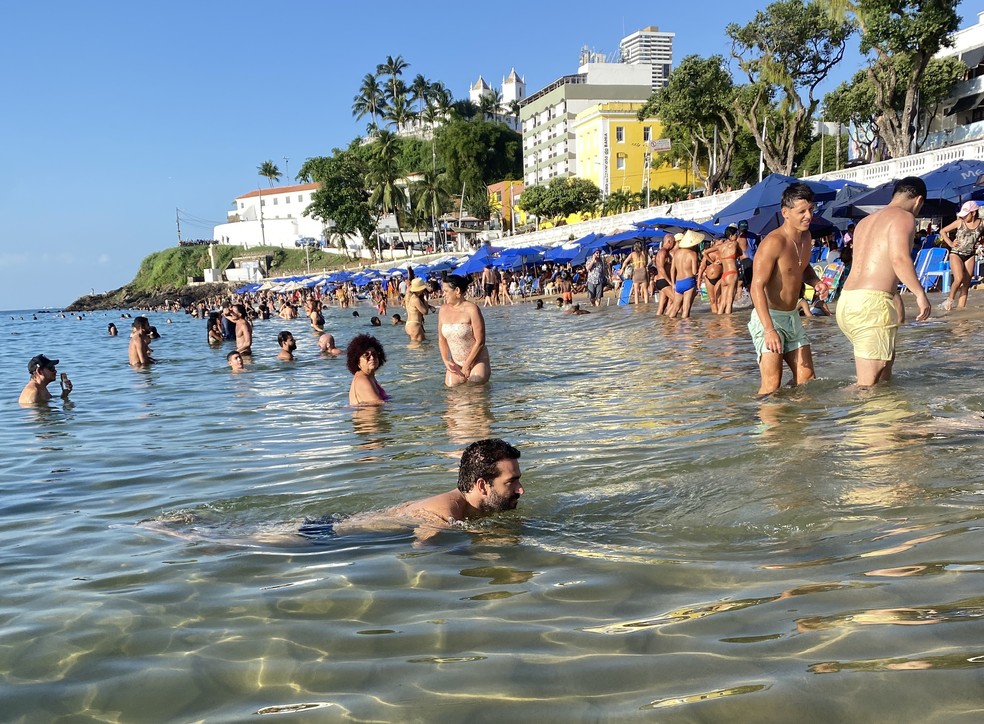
[18,355,72,405]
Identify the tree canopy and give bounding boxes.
[518,177,601,221]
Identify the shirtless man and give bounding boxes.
[670,230,702,319]
[836,176,931,386]
[318,333,343,356]
[276,331,296,361]
[129,315,155,366]
[224,303,253,356]
[481,265,498,306]
[654,233,678,316]
[297,439,523,542]
[19,354,72,405]
[748,183,829,395]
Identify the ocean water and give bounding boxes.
[2,297,984,722]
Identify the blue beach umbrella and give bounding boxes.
[636,216,718,236]
[711,174,838,235]
[545,233,599,263]
[453,252,494,276]
[569,235,615,267]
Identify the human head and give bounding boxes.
[132,316,151,334]
[370,316,381,327]
[409,278,428,294]
[556,297,564,307]
[572,304,580,311]
[28,354,59,379]
[780,184,815,231]
[781,182,816,209]
[444,274,470,296]
[891,176,927,215]
[957,200,979,219]
[737,220,749,234]
[662,233,676,248]
[724,226,738,239]
[535,299,544,309]
[392,314,402,324]
[107,323,118,336]
[457,437,522,500]
[149,326,161,340]
[277,330,296,350]
[232,303,247,319]
[318,333,336,352]
[633,242,643,252]
[226,350,244,369]
[352,311,360,318]
[346,334,386,374]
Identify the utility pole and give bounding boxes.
[283,156,289,184]
[175,208,182,244]
[258,185,266,248]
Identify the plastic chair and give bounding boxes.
[905,248,950,293]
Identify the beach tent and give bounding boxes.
[819,183,870,230]
[711,174,838,236]
[453,251,493,276]
[545,234,599,264]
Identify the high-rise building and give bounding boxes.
[620,26,675,90]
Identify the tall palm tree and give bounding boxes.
[384,93,416,131]
[413,169,450,248]
[258,160,282,187]
[410,73,431,118]
[452,99,479,121]
[367,130,408,258]
[478,91,501,121]
[431,84,454,121]
[377,55,409,110]
[352,73,384,126]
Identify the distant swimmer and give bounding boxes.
[347,334,389,405]
[129,316,156,366]
[224,303,253,356]
[107,323,118,336]
[318,333,343,356]
[299,438,523,542]
[19,354,72,405]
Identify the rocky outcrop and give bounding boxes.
[66,283,231,312]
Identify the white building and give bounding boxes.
[620,26,675,91]
[519,63,652,187]
[930,11,984,148]
[213,183,327,249]
[468,70,525,132]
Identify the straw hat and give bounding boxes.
[677,229,704,249]
[409,278,428,293]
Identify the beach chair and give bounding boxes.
[905,248,950,293]
[618,279,633,305]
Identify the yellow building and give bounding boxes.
[573,102,691,199]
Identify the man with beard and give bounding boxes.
[298,438,524,541]
[276,330,297,361]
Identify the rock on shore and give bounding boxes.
[66,283,232,312]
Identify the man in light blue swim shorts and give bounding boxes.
[748,183,830,395]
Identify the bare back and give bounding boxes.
[671,248,697,281]
[843,206,917,294]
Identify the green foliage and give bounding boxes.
[830,0,961,157]
[518,177,601,221]
[797,132,850,176]
[435,118,522,218]
[300,151,377,258]
[728,0,854,175]
[639,55,739,192]
[257,160,282,187]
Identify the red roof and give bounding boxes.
[236,182,320,200]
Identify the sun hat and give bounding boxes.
[28,354,59,374]
[409,278,428,293]
[957,200,979,218]
[677,229,704,249]
[673,233,685,242]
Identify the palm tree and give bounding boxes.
[377,55,409,109]
[258,160,282,187]
[413,169,451,248]
[452,99,479,121]
[352,73,384,126]
[478,91,502,121]
[431,84,454,122]
[410,73,431,120]
[367,130,408,258]
[384,92,416,131]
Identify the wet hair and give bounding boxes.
[132,316,150,333]
[893,176,927,200]
[149,326,161,339]
[724,226,738,238]
[444,274,470,293]
[457,438,521,493]
[352,311,360,317]
[277,330,293,346]
[107,323,117,333]
[781,182,815,208]
[370,316,381,326]
[392,314,402,322]
[226,350,242,361]
[346,334,386,374]
[232,303,247,318]
[535,299,544,309]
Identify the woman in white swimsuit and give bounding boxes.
[438,274,491,387]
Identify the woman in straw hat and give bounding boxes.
[405,277,431,343]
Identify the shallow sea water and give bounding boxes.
[2,295,984,722]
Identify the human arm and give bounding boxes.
[59,373,73,398]
[797,298,813,317]
[436,308,464,378]
[750,238,783,353]
[889,217,931,321]
[459,305,487,377]
[938,219,960,247]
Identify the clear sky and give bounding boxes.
[0,0,975,310]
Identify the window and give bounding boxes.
[616,154,626,170]
[298,195,303,202]
[286,196,291,204]
[273,198,278,205]
[616,126,625,143]
[643,127,651,141]
[261,199,265,206]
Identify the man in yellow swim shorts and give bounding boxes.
[836,177,931,386]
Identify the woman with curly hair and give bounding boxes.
[347,334,389,405]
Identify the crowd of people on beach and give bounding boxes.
[17,179,984,538]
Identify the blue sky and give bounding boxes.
[0,0,975,310]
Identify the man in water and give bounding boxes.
[276,331,296,361]
[748,183,829,395]
[224,303,253,356]
[19,355,72,405]
[227,350,245,372]
[318,333,343,356]
[300,438,524,542]
[654,233,677,316]
[836,176,931,386]
[670,230,701,319]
